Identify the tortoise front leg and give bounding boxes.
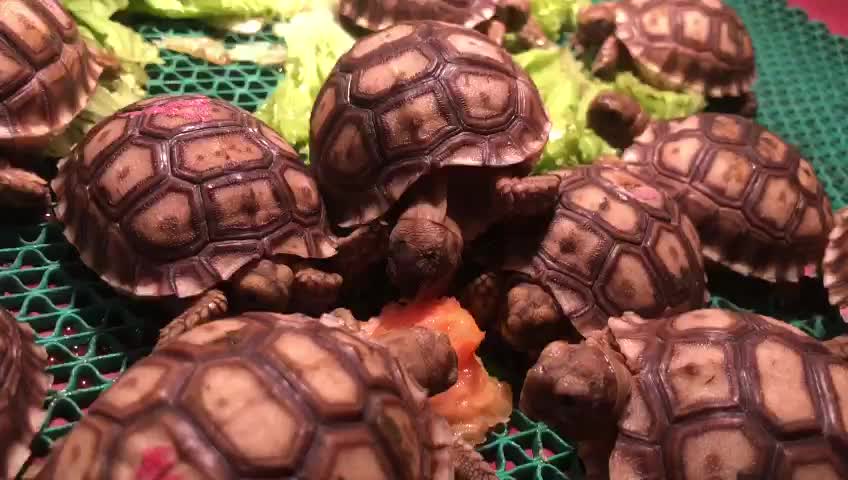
[481,19,507,46]
[516,16,554,49]
[493,171,565,219]
[501,282,565,352]
[156,289,228,348]
[0,160,49,209]
[291,265,343,315]
[332,221,390,281]
[452,439,498,480]
[231,259,295,311]
[591,35,621,79]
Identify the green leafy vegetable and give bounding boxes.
[531,0,590,42]
[63,0,161,68]
[45,71,146,157]
[126,0,330,28]
[255,8,354,157]
[514,47,705,172]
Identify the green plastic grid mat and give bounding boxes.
[8,0,848,477]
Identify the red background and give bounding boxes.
[787,0,848,36]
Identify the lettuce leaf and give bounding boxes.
[531,0,590,41]
[514,47,705,172]
[127,0,329,26]
[63,0,161,67]
[254,8,354,157]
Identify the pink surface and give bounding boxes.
[787,0,848,37]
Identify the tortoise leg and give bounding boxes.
[517,16,554,49]
[0,161,49,209]
[231,259,295,311]
[500,283,567,352]
[452,439,498,480]
[332,222,390,281]
[591,35,621,79]
[388,175,463,298]
[459,272,506,330]
[824,336,848,361]
[156,289,228,348]
[481,19,507,46]
[493,171,564,219]
[291,266,343,315]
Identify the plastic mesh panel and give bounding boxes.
[9,0,848,477]
[136,19,283,112]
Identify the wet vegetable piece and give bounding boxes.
[365,297,513,445]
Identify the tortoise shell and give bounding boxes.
[495,164,707,336]
[607,309,848,479]
[310,20,550,228]
[619,113,834,282]
[0,0,102,147]
[0,307,50,479]
[34,312,455,480]
[52,95,336,299]
[614,0,755,97]
[339,0,498,32]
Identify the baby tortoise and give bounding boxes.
[0,307,51,479]
[338,0,551,48]
[575,0,757,116]
[521,308,848,480]
[311,21,551,298]
[462,163,707,353]
[34,311,497,480]
[588,91,834,283]
[0,0,103,209]
[52,94,381,346]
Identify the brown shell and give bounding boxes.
[34,313,454,480]
[310,21,551,228]
[52,95,337,299]
[607,309,848,479]
[615,0,755,97]
[0,0,102,147]
[823,207,848,316]
[339,0,498,32]
[497,164,707,337]
[0,307,51,479]
[620,113,834,282]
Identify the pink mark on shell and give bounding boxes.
[629,185,661,202]
[127,98,218,123]
[803,264,817,277]
[136,445,180,480]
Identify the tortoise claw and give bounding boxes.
[0,166,49,209]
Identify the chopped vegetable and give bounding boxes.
[255,8,354,156]
[364,298,513,445]
[155,36,287,65]
[515,47,706,172]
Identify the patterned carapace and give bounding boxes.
[52,95,336,299]
[33,313,455,480]
[0,0,102,145]
[602,0,755,97]
[0,307,49,479]
[338,0,498,32]
[620,113,834,282]
[607,309,848,478]
[310,20,550,228]
[494,164,707,336]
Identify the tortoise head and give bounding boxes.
[575,4,616,48]
[387,216,463,299]
[587,90,651,150]
[519,332,632,441]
